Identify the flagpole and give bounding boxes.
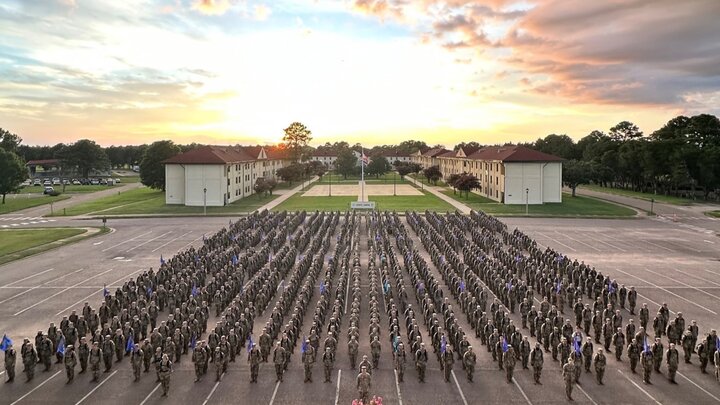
[360,145,365,202]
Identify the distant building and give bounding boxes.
[382,150,411,165]
[310,151,338,169]
[420,145,563,204]
[163,145,289,206]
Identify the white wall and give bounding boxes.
[165,164,185,205]
[504,163,543,205]
[184,164,225,206]
[543,162,562,203]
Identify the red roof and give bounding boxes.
[163,145,281,165]
[26,159,60,166]
[438,150,457,158]
[467,145,563,162]
[422,148,451,157]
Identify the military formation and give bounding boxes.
[3,209,720,404]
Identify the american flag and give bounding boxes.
[361,151,370,166]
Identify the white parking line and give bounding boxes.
[394,369,404,405]
[511,376,532,405]
[5,267,54,287]
[269,380,282,405]
[586,232,627,252]
[644,267,720,301]
[10,370,62,405]
[55,267,146,316]
[201,372,223,405]
[555,231,601,252]
[666,268,720,288]
[75,370,118,405]
[334,369,342,405]
[615,268,716,314]
[617,369,661,405]
[0,268,85,305]
[641,238,674,252]
[576,383,598,405]
[139,383,161,405]
[101,230,153,252]
[677,371,720,402]
[151,231,192,253]
[451,371,469,405]
[14,267,116,316]
[537,232,577,252]
[126,231,173,252]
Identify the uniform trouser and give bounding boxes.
[195,365,203,380]
[653,359,661,372]
[116,349,123,362]
[275,364,283,380]
[372,353,379,368]
[304,364,312,381]
[324,366,331,382]
[216,366,223,381]
[465,365,473,381]
[444,365,452,382]
[397,365,404,382]
[349,353,357,369]
[417,363,426,381]
[596,369,604,384]
[66,366,74,381]
[615,346,623,360]
[668,368,677,382]
[506,366,513,383]
[700,358,707,372]
[25,364,34,381]
[250,364,259,381]
[92,365,100,381]
[522,356,529,369]
[565,379,573,399]
[533,366,541,383]
[161,376,170,395]
[6,366,15,381]
[584,356,592,371]
[359,390,369,404]
[683,348,691,362]
[43,356,52,371]
[144,358,151,372]
[643,367,651,382]
[104,356,112,371]
[133,364,141,380]
[630,357,638,372]
[80,358,87,372]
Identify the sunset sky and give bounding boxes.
[1,0,718,147]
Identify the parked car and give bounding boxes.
[99,178,108,185]
[114,178,122,183]
[43,186,54,195]
[72,179,81,185]
[62,179,70,185]
[52,178,61,185]
[43,179,52,186]
[33,178,42,186]
[21,179,31,187]
[90,178,100,185]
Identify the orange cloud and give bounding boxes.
[192,0,232,16]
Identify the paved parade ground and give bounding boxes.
[1,212,719,405]
[302,184,423,197]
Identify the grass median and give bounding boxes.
[0,227,107,265]
[0,194,70,214]
[272,190,455,212]
[578,184,699,206]
[442,190,636,217]
[54,187,282,216]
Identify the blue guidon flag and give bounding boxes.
[0,334,12,351]
[501,336,508,353]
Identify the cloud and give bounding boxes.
[192,0,232,16]
[253,4,271,20]
[352,0,405,20]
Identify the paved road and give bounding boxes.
[574,187,720,235]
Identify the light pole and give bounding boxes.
[203,187,207,216]
[393,171,396,196]
[328,170,332,196]
[650,198,654,215]
[525,188,529,216]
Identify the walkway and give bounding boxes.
[257,176,318,211]
[405,175,471,214]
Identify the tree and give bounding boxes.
[0,148,28,204]
[609,121,643,142]
[447,173,462,194]
[533,134,579,160]
[396,163,413,178]
[455,173,481,198]
[276,163,304,185]
[140,140,180,191]
[423,165,442,185]
[453,141,482,151]
[366,155,391,178]
[56,139,110,178]
[0,128,22,152]
[265,177,278,195]
[563,160,594,197]
[282,122,312,162]
[254,177,269,197]
[335,149,358,179]
[409,163,422,175]
[307,160,327,179]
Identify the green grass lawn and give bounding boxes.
[408,173,446,187]
[54,187,281,216]
[0,228,88,265]
[272,191,455,212]
[464,193,636,217]
[322,173,408,184]
[22,184,121,194]
[706,211,720,218]
[0,194,70,214]
[115,175,140,183]
[579,184,698,205]
[441,189,496,204]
